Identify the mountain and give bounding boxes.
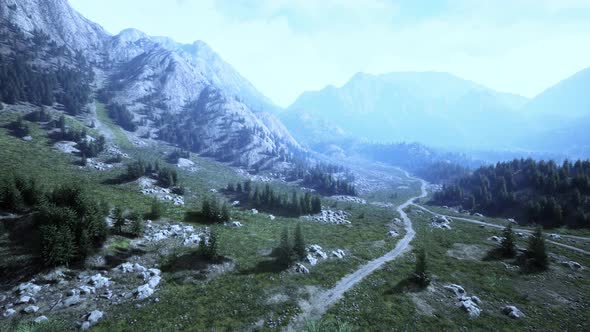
[516,67,590,157]
[283,71,528,149]
[0,0,300,168]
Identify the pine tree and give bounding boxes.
[221,203,231,222]
[149,198,163,220]
[276,227,294,267]
[413,247,430,288]
[113,207,125,234]
[526,226,548,270]
[499,224,516,258]
[201,197,211,219]
[131,216,145,237]
[293,223,306,259]
[203,231,218,260]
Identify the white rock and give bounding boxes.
[561,261,583,270]
[306,254,318,266]
[23,305,39,314]
[34,315,48,323]
[230,221,243,227]
[86,310,104,324]
[231,201,240,206]
[332,249,345,259]
[459,298,481,318]
[388,230,399,237]
[79,286,95,295]
[444,284,466,297]
[16,282,42,295]
[62,294,82,307]
[488,236,505,242]
[268,214,276,220]
[81,321,91,330]
[135,284,154,300]
[549,233,561,239]
[148,276,161,288]
[294,263,309,274]
[88,274,110,288]
[502,305,525,319]
[3,309,16,318]
[251,209,258,215]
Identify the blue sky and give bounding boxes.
[70,0,590,107]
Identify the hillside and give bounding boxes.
[0,0,301,169]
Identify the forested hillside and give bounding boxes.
[433,159,590,228]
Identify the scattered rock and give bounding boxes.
[444,284,466,297]
[135,284,154,300]
[330,195,366,204]
[308,245,328,259]
[16,295,34,305]
[177,158,197,172]
[88,274,110,288]
[332,249,345,259]
[303,210,351,225]
[502,305,525,319]
[431,215,452,229]
[294,263,309,274]
[23,305,39,314]
[79,286,95,295]
[34,315,48,323]
[16,282,42,296]
[458,296,481,318]
[388,230,399,237]
[561,261,583,270]
[3,309,16,318]
[86,310,104,324]
[306,254,318,266]
[62,294,82,307]
[53,141,79,154]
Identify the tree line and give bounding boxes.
[125,159,180,189]
[433,158,590,228]
[225,180,322,217]
[286,162,357,196]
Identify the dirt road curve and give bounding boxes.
[414,205,590,256]
[286,177,428,331]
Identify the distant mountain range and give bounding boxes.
[282,68,590,158]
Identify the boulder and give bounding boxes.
[34,315,48,323]
[507,218,517,224]
[444,284,466,298]
[86,310,104,324]
[79,286,96,295]
[16,282,42,296]
[16,295,33,305]
[251,209,258,215]
[549,233,561,239]
[3,309,16,318]
[474,213,484,217]
[561,261,583,270]
[230,221,244,227]
[488,236,505,242]
[81,322,91,330]
[135,284,154,300]
[23,305,39,314]
[294,263,309,274]
[147,276,161,288]
[332,249,345,259]
[388,230,399,237]
[306,254,318,266]
[63,294,83,307]
[268,214,276,220]
[502,305,525,319]
[88,274,110,288]
[458,297,481,318]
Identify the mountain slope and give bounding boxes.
[0,0,301,168]
[283,72,528,149]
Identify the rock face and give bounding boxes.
[0,0,303,169]
[502,305,525,319]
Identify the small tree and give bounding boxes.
[293,223,306,259]
[413,247,430,288]
[221,203,231,222]
[202,231,218,260]
[499,224,516,258]
[131,215,145,237]
[276,227,294,267]
[148,198,163,220]
[526,226,548,270]
[113,206,125,234]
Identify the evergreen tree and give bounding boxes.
[202,231,218,260]
[413,247,430,288]
[131,215,145,237]
[276,227,294,267]
[293,223,306,259]
[201,197,211,219]
[499,224,517,258]
[221,203,231,222]
[113,207,125,234]
[149,198,163,220]
[526,227,548,270]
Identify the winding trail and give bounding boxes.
[287,177,428,330]
[414,204,590,256]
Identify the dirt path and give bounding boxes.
[414,205,590,256]
[286,177,428,331]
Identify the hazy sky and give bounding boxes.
[70,0,590,107]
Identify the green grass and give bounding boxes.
[324,211,590,331]
[95,102,132,149]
